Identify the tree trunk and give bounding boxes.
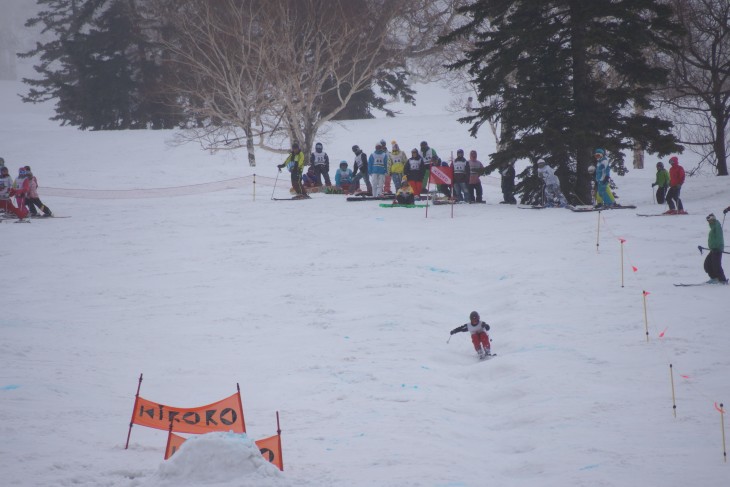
[715,116,728,175]
[633,104,644,169]
[569,1,593,205]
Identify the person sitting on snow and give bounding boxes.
[450,311,492,359]
[393,180,415,205]
[536,159,568,207]
[334,161,354,193]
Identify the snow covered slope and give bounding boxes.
[1,80,729,487]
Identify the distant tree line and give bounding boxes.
[19,0,729,182]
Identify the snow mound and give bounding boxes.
[145,433,289,487]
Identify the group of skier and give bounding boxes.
[652,156,686,214]
[0,159,53,221]
[278,139,519,204]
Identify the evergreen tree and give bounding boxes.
[20,0,182,130]
[443,0,683,204]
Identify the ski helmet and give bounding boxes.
[707,213,716,222]
[457,149,464,156]
[537,159,547,166]
[352,145,360,153]
[411,148,419,155]
[594,148,605,156]
[420,140,428,148]
[469,311,480,321]
[339,160,348,168]
[0,166,8,174]
[656,161,664,168]
[315,142,323,152]
[291,141,300,151]
[669,156,679,165]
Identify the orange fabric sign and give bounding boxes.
[132,392,245,434]
[256,434,284,471]
[164,432,186,460]
[164,432,283,470]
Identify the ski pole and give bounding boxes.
[447,334,452,344]
[651,186,655,204]
[699,246,730,255]
[271,169,281,200]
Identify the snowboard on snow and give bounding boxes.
[568,204,636,212]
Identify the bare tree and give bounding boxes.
[659,0,730,176]
[149,0,281,166]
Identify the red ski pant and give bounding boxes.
[471,331,490,352]
[409,181,423,195]
[1,199,28,218]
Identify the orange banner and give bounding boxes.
[256,434,284,471]
[132,392,245,434]
[164,432,186,460]
[164,432,283,470]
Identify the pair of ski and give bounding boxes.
[637,212,689,217]
[432,200,486,206]
[673,281,728,287]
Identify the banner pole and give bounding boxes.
[236,383,247,433]
[276,411,284,471]
[642,291,649,343]
[620,239,625,288]
[164,420,174,460]
[669,364,677,418]
[125,373,143,449]
[450,151,454,219]
[425,174,430,219]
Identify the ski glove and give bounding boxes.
[724,206,730,215]
[651,183,656,187]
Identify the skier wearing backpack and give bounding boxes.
[450,311,492,359]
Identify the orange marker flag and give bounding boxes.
[715,402,725,414]
[632,266,638,272]
[643,290,650,296]
[658,328,667,338]
[619,238,626,243]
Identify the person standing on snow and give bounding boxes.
[652,161,669,205]
[500,163,517,204]
[368,143,389,197]
[350,145,372,195]
[1,166,28,220]
[537,159,568,207]
[451,149,471,202]
[467,150,485,203]
[404,148,426,196]
[450,311,492,359]
[593,148,615,208]
[277,142,309,199]
[310,142,331,188]
[420,141,438,195]
[704,213,727,284]
[23,166,53,217]
[388,141,407,193]
[665,156,686,215]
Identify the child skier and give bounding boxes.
[450,311,492,359]
[393,180,415,205]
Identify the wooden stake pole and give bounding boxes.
[669,364,677,418]
[642,291,649,342]
[620,239,625,288]
[253,173,256,201]
[596,210,601,253]
[719,403,727,463]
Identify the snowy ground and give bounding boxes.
[1,79,729,487]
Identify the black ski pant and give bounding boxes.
[468,182,483,202]
[290,168,305,195]
[666,185,683,211]
[655,185,667,205]
[313,164,331,186]
[396,193,415,205]
[26,197,52,216]
[704,250,727,282]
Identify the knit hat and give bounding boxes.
[669,156,679,165]
[707,213,716,221]
[339,160,347,168]
[656,161,664,168]
[594,148,605,156]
